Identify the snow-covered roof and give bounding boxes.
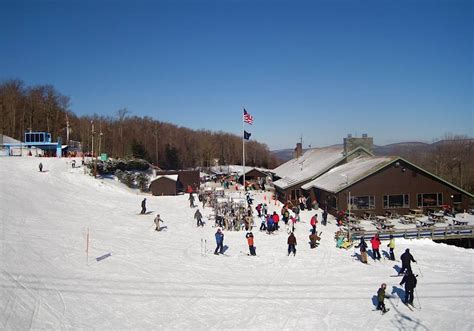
[153,174,178,182]
[301,156,396,193]
[0,134,22,145]
[273,147,366,189]
[210,165,272,177]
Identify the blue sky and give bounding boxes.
[1,0,472,150]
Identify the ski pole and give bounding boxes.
[417,264,423,277]
[415,288,421,310]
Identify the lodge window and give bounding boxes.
[383,194,409,209]
[290,189,300,200]
[417,193,443,207]
[349,196,375,210]
[452,194,462,204]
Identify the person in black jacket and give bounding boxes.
[399,248,417,275]
[400,271,418,305]
[355,237,368,264]
[141,198,147,214]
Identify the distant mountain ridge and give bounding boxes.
[272,139,474,162]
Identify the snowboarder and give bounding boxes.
[214,229,224,255]
[399,249,417,275]
[246,232,256,256]
[194,209,204,227]
[376,283,389,313]
[189,193,195,208]
[400,270,418,305]
[387,235,396,260]
[355,236,368,264]
[140,198,147,214]
[309,229,321,249]
[154,214,164,231]
[38,162,43,172]
[287,232,297,256]
[370,234,381,260]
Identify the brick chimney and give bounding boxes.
[294,142,303,159]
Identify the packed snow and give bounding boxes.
[1,157,473,330]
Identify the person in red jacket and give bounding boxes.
[370,234,381,260]
[310,214,318,233]
[272,211,280,231]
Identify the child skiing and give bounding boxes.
[154,214,164,231]
[309,229,321,249]
[376,283,389,313]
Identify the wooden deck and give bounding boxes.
[349,225,474,241]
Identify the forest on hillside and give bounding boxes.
[0,80,278,169]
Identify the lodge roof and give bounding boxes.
[273,146,372,190]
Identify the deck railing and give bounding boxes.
[349,225,474,241]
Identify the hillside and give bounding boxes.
[0,156,473,329]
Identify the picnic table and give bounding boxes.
[418,219,435,227]
[376,216,387,222]
[400,215,417,224]
[430,212,446,223]
[410,209,424,217]
[349,224,364,232]
[453,219,469,226]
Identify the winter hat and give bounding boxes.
[381,283,387,288]
[406,248,410,252]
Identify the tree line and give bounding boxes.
[0,79,278,169]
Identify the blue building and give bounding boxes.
[1,132,63,157]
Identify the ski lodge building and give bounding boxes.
[273,134,473,216]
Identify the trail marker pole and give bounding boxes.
[86,228,90,265]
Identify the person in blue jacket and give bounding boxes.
[214,229,224,255]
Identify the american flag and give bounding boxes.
[243,109,253,124]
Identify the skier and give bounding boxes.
[310,214,318,233]
[72,160,76,168]
[194,209,204,227]
[140,198,147,214]
[259,214,267,231]
[355,236,368,264]
[189,193,195,208]
[214,229,224,255]
[245,232,256,256]
[287,232,297,256]
[399,248,417,275]
[387,235,396,260]
[309,229,321,249]
[272,211,280,231]
[370,234,381,260]
[38,162,43,172]
[400,270,418,305]
[256,203,262,218]
[376,283,389,313]
[267,214,274,234]
[322,208,328,226]
[154,214,164,231]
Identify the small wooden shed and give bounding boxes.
[149,175,178,196]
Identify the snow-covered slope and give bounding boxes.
[0,157,473,330]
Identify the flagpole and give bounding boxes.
[242,107,245,193]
